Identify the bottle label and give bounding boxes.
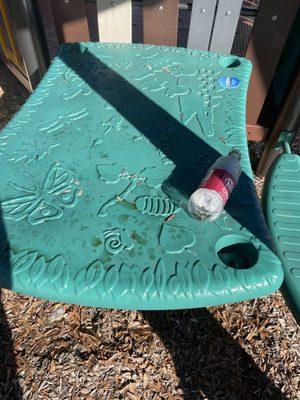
[200,169,236,203]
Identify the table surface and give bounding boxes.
[0,43,283,309]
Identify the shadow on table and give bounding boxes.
[58,43,271,249]
[144,309,286,400]
[0,207,23,399]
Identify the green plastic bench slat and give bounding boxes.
[263,153,300,323]
[0,43,283,310]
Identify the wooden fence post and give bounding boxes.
[143,0,179,46]
[50,0,90,43]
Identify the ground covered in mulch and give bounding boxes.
[0,62,299,400]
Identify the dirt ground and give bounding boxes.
[0,62,299,400]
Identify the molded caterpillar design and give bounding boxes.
[135,196,178,216]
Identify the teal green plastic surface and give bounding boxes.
[0,43,283,310]
[262,152,300,323]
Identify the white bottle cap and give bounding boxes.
[188,188,223,221]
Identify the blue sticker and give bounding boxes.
[218,76,240,89]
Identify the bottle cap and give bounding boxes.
[228,149,241,161]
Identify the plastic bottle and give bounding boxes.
[188,150,241,221]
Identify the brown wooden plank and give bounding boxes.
[35,0,59,58]
[143,0,179,46]
[257,62,300,176]
[245,0,299,130]
[50,0,90,44]
[85,1,99,42]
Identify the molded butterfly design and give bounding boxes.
[2,162,80,225]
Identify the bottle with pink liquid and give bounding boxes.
[188,150,241,221]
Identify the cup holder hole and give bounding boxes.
[219,56,241,68]
[216,236,258,269]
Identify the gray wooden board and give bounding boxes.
[187,0,217,50]
[209,0,243,54]
[97,0,132,43]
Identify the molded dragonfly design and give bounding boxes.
[38,107,89,134]
[2,162,80,225]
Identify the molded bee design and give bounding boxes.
[2,162,80,225]
[38,107,89,134]
[135,196,178,216]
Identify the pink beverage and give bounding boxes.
[188,150,241,221]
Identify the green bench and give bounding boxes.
[262,140,300,323]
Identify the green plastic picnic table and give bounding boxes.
[0,43,283,310]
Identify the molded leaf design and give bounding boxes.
[9,249,69,292]
[153,259,166,297]
[11,251,39,287]
[255,265,273,287]
[30,256,46,285]
[192,261,209,294]
[168,262,192,297]
[13,251,38,275]
[75,260,103,295]
[74,269,87,295]
[140,267,154,299]
[210,264,231,296]
[234,268,255,290]
[47,255,69,292]
[119,263,137,294]
[85,260,103,288]
[103,265,118,295]
[46,255,65,284]
[60,267,70,292]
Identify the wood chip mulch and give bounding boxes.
[0,62,299,400]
